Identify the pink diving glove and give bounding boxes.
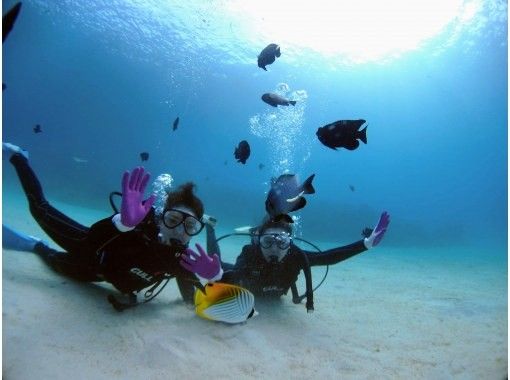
[120,167,156,227]
[180,243,222,281]
[364,211,391,249]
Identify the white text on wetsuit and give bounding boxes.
[130,268,153,282]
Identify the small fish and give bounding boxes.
[223,160,228,166]
[234,140,250,164]
[3,2,22,43]
[194,282,257,324]
[140,152,149,162]
[258,163,265,170]
[265,173,315,217]
[349,184,355,192]
[261,93,296,107]
[33,124,42,133]
[316,119,367,151]
[172,117,179,131]
[257,43,281,71]
[72,156,88,163]
[2,83,6,91]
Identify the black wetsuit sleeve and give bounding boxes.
[305,240,367,267]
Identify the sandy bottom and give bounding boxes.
[2,191,508,379]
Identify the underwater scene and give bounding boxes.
[2,0,508,379]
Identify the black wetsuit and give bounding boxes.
[206,225,367,310]
[9,153,197,302]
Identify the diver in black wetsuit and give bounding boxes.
[3,142,222,309]
[195,212,390,312]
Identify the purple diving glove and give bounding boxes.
[120,167,156,227]
[180,243,222,281]
[364,211,391,249]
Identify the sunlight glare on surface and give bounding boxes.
[224,0,482,63]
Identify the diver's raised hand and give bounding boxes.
[120,167,156,227]
[180,243,222,281]
[364,211,390,249]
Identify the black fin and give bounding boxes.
[302,174,315,194]
[290,197,306,212]
[344,139,360,150]
[289,100,297,106]
[358,126,368,144]
[3,2,22,43]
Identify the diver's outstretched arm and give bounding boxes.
[305,211,390,267]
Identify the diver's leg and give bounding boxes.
[7,152,90,252]
[33,242,102,282]
[3,224,42,252]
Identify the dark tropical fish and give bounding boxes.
[173,117,179,131]
[140,152,149,162]
[3,2,22,43]
[258,43,281,71]
[316,119,367,151]
[33,124,42,133]
[258,163,265,170]
[265,173,315,217]
[261,93,296,107]
[349,184,355,192]
[234,140,250,164]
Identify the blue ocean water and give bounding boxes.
[2,0,507,257]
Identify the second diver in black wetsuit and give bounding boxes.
[193,212,390,312]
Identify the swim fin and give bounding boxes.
[194,282,257,324]
[2,224,41,252]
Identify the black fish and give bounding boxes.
[33,124,42,133]
[258,163,265,170]
[261,93,296,107]
[265,173,315,217]
[140,152,149,162]
[316,119,367,151]
[234,140,250,164]
[2,83,6,91]
[3,2,22,43]
[258,43,281,71]
[173,117,179,131]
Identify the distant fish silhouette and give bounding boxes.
[349,184,355,192]
[258,163,265,170]
[2,83,6,91]
[3,2,22,43]
[173,117,179,131]
[234,140,250,164]
[72,156,88,163]
[33,124,42,133]
[261,93,296,107]
[140,152,149,162]
[223,160,228,166]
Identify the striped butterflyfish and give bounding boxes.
[194,282,257,324]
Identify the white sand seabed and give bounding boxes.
[2,192,508,379]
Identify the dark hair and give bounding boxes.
[258,215,293,235]
[164,182,204,219]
